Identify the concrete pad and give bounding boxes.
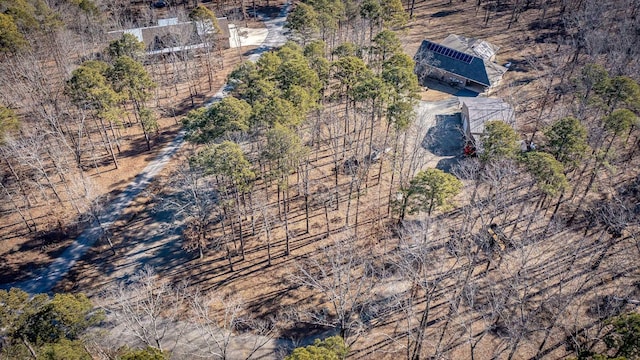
[229,24,269,48]
[412,98,465,171]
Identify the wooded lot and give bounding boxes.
[1,0,640,358]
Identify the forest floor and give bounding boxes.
[3,0,629,359]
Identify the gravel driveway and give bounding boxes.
[413,97,465,172]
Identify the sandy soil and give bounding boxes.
[4,1,633,359]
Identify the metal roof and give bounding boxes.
[460,97,515,135]
[440,34,499,61]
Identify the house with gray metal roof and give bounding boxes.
[459,97,515,150]
[414,35,507,93]
[107,17,231,54]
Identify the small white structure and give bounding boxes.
[440,34,500,61]
[459,97,515,147]
[157,17,179,27]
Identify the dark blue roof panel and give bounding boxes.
[415,40,490,87]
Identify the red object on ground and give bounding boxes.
[464,144,476,156]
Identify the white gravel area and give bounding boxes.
[229,24,269,48]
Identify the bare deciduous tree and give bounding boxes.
[290,230,376,343]
[186,290,277,360]
[100,266,190,352]
[160,161,220,259]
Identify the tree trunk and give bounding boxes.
[284,188,290,256]
[324,201,331,236]
[0,181,35,232]
[235,189,245,261]
[263,209,272,266]
[284,186,291,256]
[345,177,355,227]
[2,150,32,207]
[305,192,310,234]
[410,292,433,360]
[354,179,362,236]
[142,124,152,151]
[227,243,234,272]
[22,336,37,359]
[387,131,401,215]
[98,117,119,169]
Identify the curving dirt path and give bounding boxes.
[2,1,291,295]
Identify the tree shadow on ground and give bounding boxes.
[503,58,530,73]
[0,216,86,285]
[431,9,463,18]
[172,94,207,116]
[422,114,464,157]
[436,155,465,173]
[243,46,271,57]
[248,5,283,19]
[278,323,336,346]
